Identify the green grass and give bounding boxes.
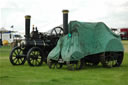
[0,46,12,57]
[0,41,128,85]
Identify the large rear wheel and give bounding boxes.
[100,52,124,67]
[51,26,64,36]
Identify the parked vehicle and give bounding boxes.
[47,10,124,70]
[9,15,63,66]
[120,28,128,40]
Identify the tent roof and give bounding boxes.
[0,27,8,32]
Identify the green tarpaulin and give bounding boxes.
[48,21,124,61]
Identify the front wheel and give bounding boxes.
[66,60,84,70]
[27,47,43,66]
[9,46,26,65]
[47,59,63,69]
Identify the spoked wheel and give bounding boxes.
[9,46,26,65]
[66,60,83,70]
[47,59,63,69]
[27,47,43,66]
[51,26,64,36]
[47,59,56,69]
[113,52,124,67]
[100,52,124,68]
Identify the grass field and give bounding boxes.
[0,41,128,85]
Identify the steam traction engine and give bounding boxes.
[9,15,63,66]
[47,10,124,70]
[9,10,124,70]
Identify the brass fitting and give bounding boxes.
[62,10,69,14]
[25,15,31,19]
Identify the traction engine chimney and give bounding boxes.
[62,10,69,34]
[25,15,31,39]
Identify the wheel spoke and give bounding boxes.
[31,59,34,64]
[34,60,37,65]
[17,49,21,54]
[12,53,16,56]
[34,59,37,65]
[54,29,57,35]
[36,59,40,63]
[31,51,35,55]
[19,58,23,63]
[15,59,18,64]
[14,58,17,62]
[13,57,17,61]
[14,51,18,55]
[59,29,62,34]
[16,49,20,54]
[19,59,22,64]
[17,59,20,64]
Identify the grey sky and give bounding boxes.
[0,0,128,32]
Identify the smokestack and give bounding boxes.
[62,10,69,34]
[25,15,31,39]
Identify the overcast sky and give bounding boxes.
[0,0,128,32]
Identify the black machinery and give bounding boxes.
[9,15,64,66]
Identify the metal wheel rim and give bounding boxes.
[27,47,43,66]
[101,52,123,68]
[51,27,64,36]
[10,46,26,65]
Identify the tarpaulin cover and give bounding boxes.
[48,21,124,61]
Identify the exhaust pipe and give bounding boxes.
[25,15,31,39]
[62,10,69,34]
